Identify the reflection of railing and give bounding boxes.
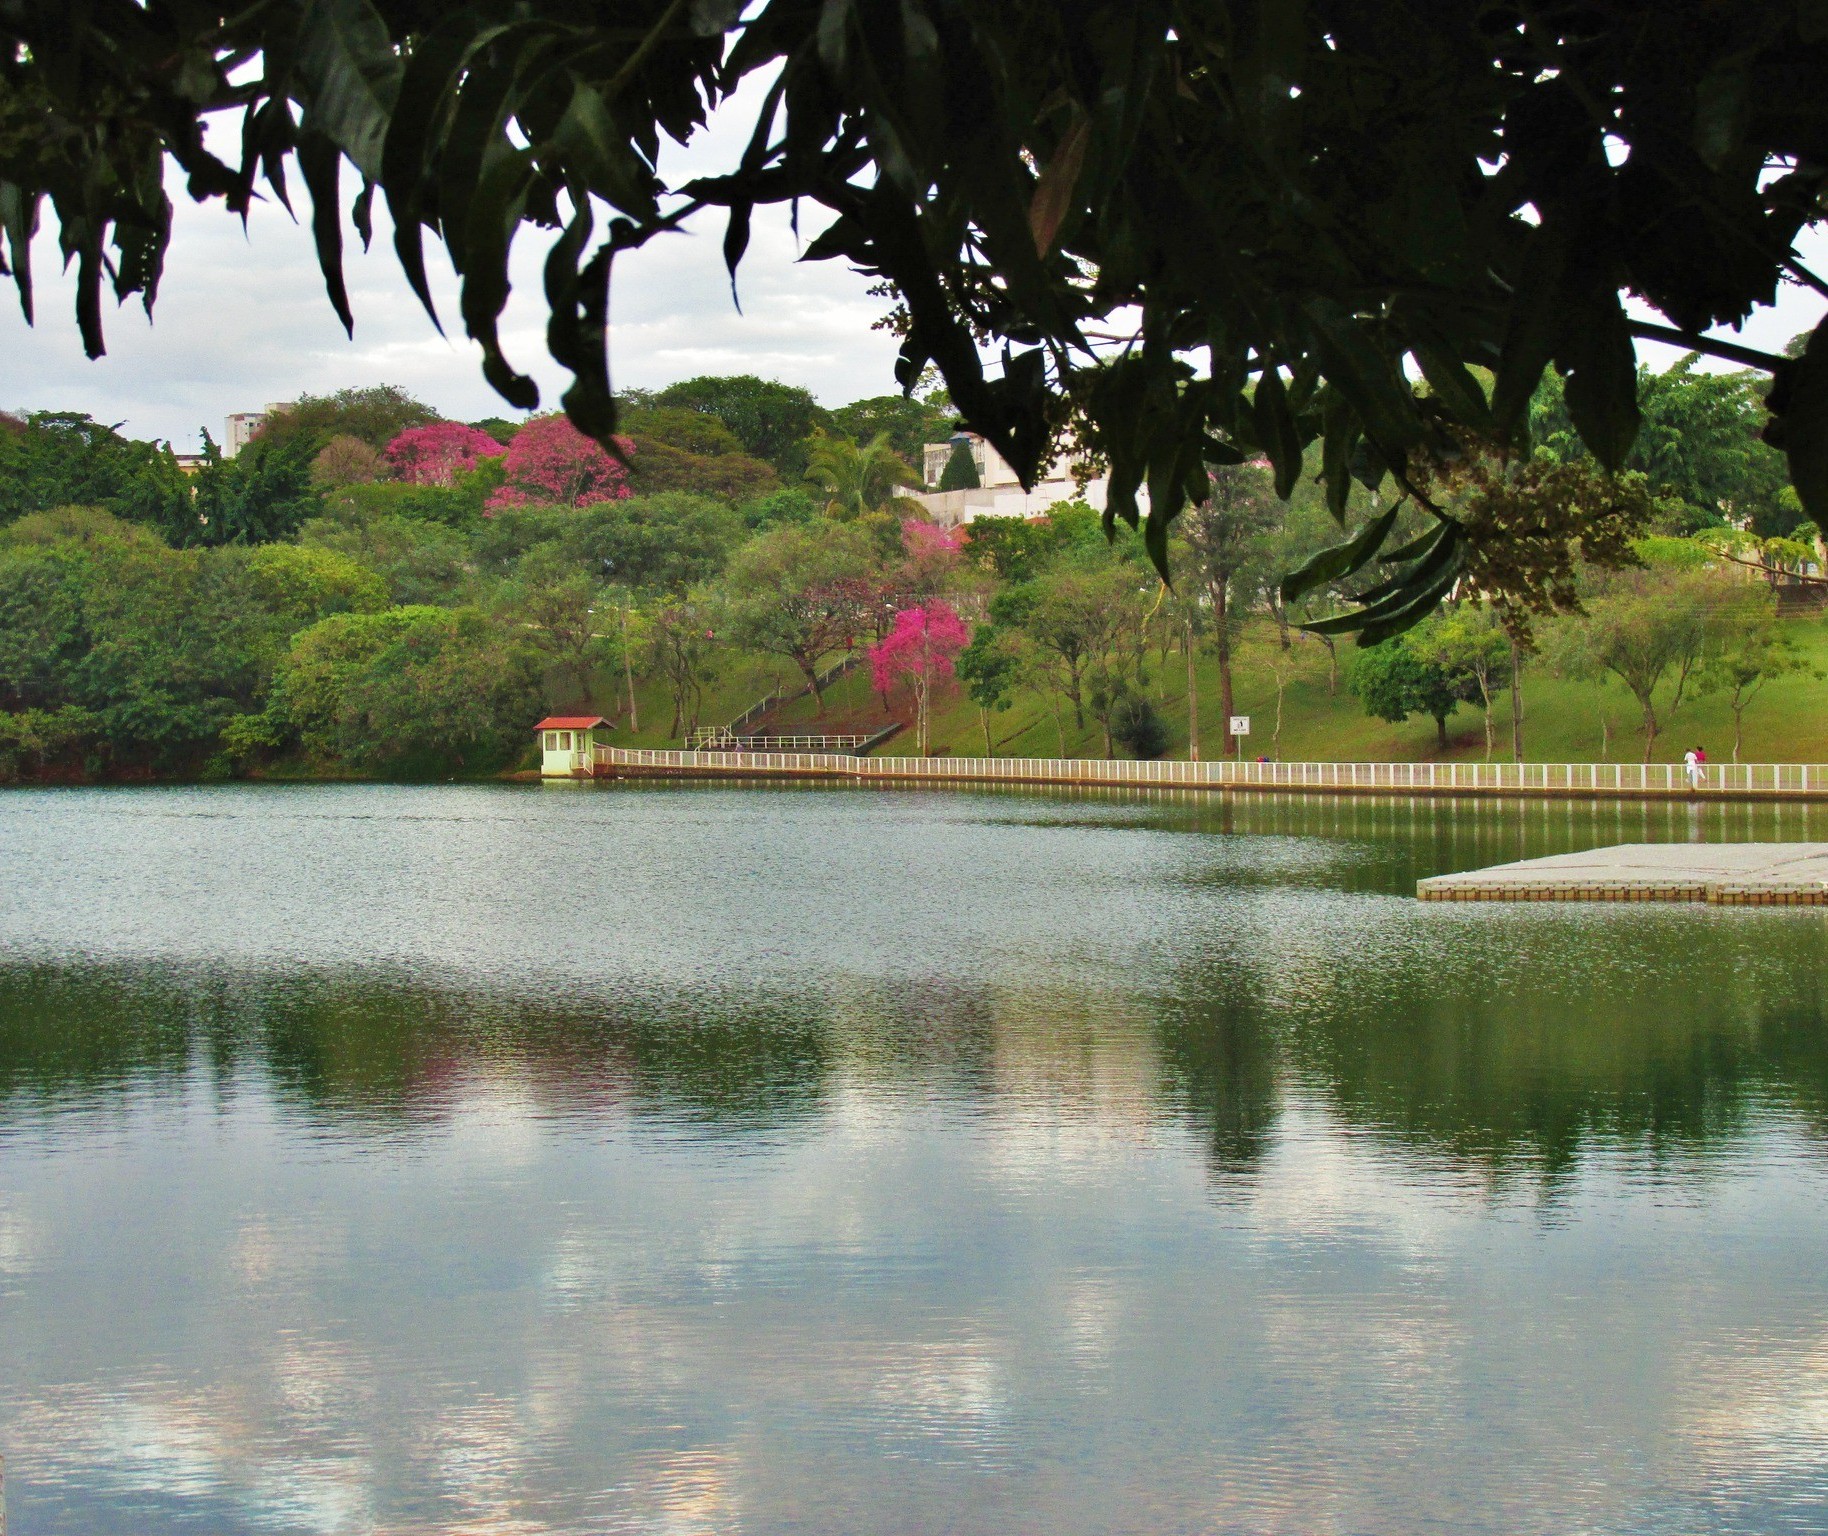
[594,748,1828,799]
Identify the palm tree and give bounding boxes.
[802,429,921,520]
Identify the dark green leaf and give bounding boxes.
[1780,314,1828,525]
[1557,283,1640,470]
[1252,367,1303,497]
[297,134,354,335]
[296,0,402,180]
[1279,506,1398,602]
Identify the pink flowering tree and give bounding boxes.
[486,414,632,510]
[900,518,963,595]
[384,421,506,485]
[869,601,969,756]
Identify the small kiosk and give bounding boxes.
[536,716,607,777]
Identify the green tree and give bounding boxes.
[830,394,956,463]
[644,593,723,741]
[802,431,921,521]
[253,387,439,456]
[548,493,745,597]
[1533,360,1792,535]
[300,512,474,607]
[1702,582,1817,761]
[1182,463,1281,756]
[273,607,540,775]
[1350,628,1474,753]
[721,523,875,710]
[737,488,819,532]
[1541,550,1728,762]
[242,544,388,631]
[937,440,981,491]
[174,433,321,546]
[955,623,1022,753]
[1110,695,1169,760]
[620,404,780,502]
[0,413,189,528]
[1414,605,1514,760]
[495,543,608,707]
[654,377,828,476]
[1000,562,1146,750]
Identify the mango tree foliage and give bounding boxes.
[9,2,1828,635]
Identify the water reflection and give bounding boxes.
[1,784,1826,1533]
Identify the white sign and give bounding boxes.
[1229,716,1251,736]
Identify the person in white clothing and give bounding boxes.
[1684,748,1702,789]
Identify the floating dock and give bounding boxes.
[1417,843,1828,904]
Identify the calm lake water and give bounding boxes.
[2,782,1828,1535]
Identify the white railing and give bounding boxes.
[592,747,1828,798]
[689,731,874,753]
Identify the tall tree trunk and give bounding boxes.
[801,657,825,713]
[1322,634,1338,695]
[1478,675,1494,760]
[1508,635,1523,761]
[1733,701,1745,763]
[1215,586,1235,757]
[1186,622,1200,760]
[620,607,639,732]
[1640,701,1659,763]
[1435,714,1449,752]
[981,707,993,755]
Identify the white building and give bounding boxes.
[223,403,292,457]
[912,432,1146,529]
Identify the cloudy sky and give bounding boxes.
[0,76,1823,452]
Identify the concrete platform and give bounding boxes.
[1417,843,1828,904]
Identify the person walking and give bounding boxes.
[1684,748,1701,790]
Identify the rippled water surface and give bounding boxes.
[2,782,1828,1535]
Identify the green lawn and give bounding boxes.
[593,609,1828,765]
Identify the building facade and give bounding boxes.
[911,432,1146,529]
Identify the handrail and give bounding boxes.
[717,650,867,736]
[589,748,1828,800]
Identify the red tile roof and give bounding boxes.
[535,716,608,730]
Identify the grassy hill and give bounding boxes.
[595,609,1828,765]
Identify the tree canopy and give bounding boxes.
[5,2,1828,635]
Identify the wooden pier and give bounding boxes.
[1417,843,1828,904]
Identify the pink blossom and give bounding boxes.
[869,602,969,755]
[384,421,506,485]
[901,519,963,560]
[486,414,633,510]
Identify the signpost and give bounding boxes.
[1229,716,1250,761]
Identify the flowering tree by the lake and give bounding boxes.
[870,602,969,756]
[385,422,506,486]
[900,519,963,597]
[488,415,632,510]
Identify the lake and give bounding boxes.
[2,782,1827,1535]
